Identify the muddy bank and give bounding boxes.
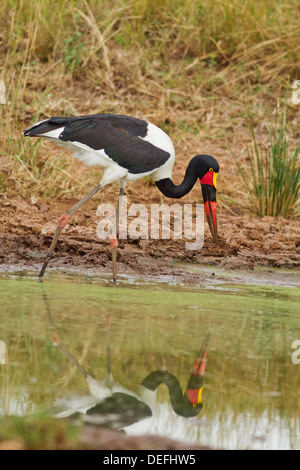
[0,198,299,279]
[79,426,213,450]
[0,425,214,450]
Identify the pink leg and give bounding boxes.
[111,238,119,282]
[111,187,124,282]
[58,214,70,229]
[39,182,102,280]
[110,238,119,250]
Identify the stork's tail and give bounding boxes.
[23,117,70,138]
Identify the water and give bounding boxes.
[0,269,299,450]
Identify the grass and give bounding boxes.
[232,105,300,217]
[0,413,80,450]
[3,0,299,67]
[0,0,299,214]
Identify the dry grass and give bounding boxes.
[0,0,299,215]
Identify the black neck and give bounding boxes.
[155,155,207,199]
[141,371,201,417]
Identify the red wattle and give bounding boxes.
[200,172,213,186]
[186,388,199,404]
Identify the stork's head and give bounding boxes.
[196,154,219,243]
[184,338,208,414]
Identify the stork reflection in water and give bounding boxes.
[44,296,209,441]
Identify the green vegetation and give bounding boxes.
[1,0,299,72]
[233,106,300,217]
[0,413,80,450]
[0,0,299,214]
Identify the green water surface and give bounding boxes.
[0,270,299,450]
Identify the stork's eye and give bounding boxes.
[209,168,213,172]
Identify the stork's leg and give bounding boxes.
[39,182,102,280]
[111,187,124,282]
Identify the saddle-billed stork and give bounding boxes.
[23,114,219,280]
[48,310,209,434]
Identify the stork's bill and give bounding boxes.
[200,168,218,243]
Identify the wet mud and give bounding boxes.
[0,198,299,281]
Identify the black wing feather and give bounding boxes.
[57,114,170,174]
[24,114,170,174]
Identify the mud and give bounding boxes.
[0,198,299,280]
[0,426,214,450]
[79,426,213,450]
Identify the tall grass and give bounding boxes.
[1,0,299,73]
[233,108,300,218]
[0,0,299,201]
